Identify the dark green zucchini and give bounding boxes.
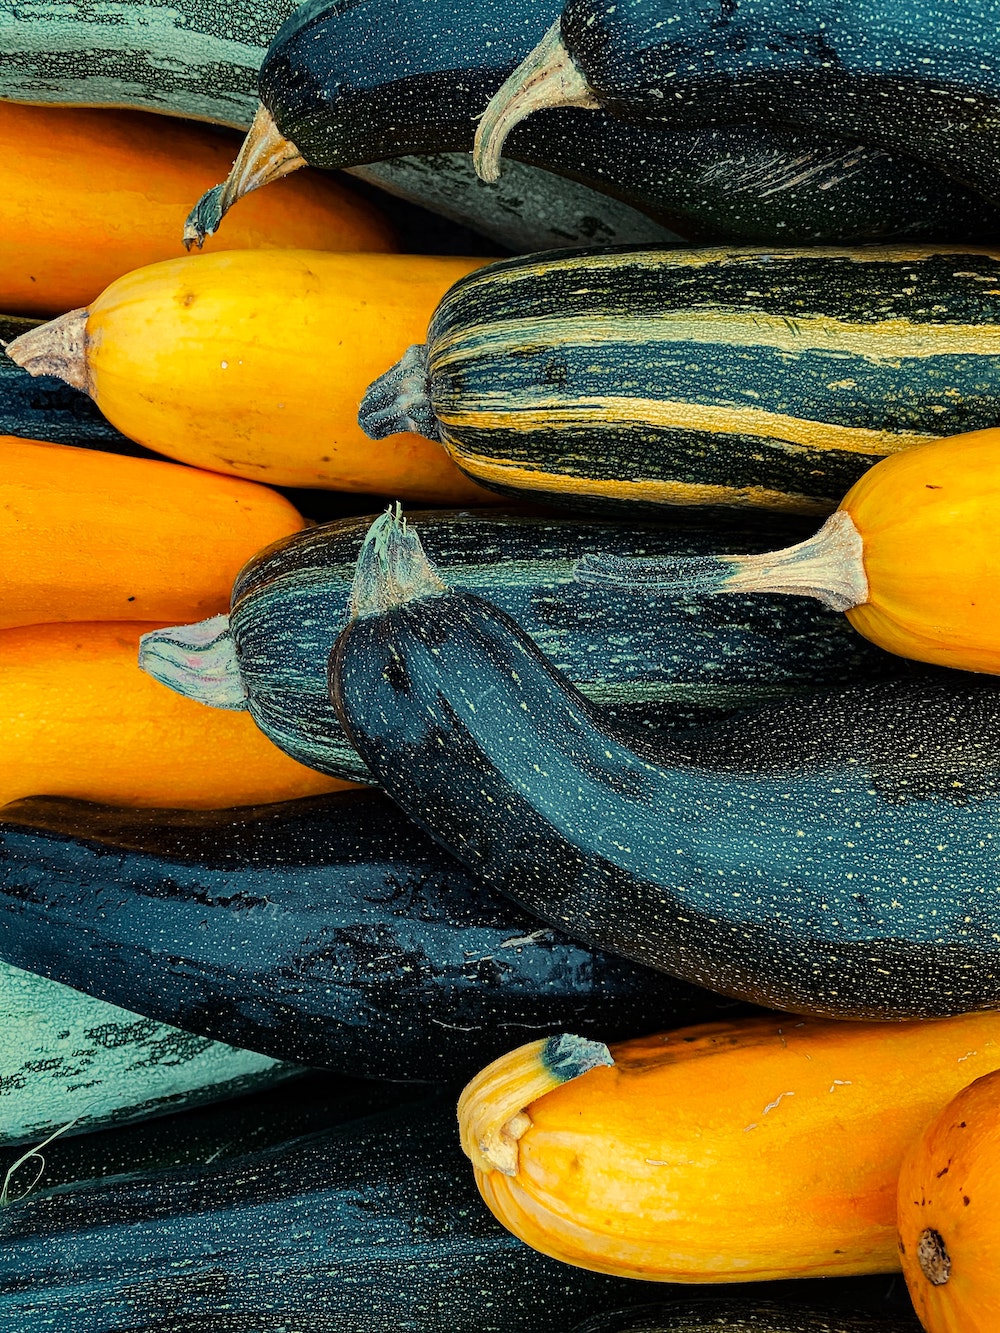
[0,315,139,454]
[0,1092,647,1332]
[571,1300,921,1332]
[329,510,1000,1022]
[188,0,1000,248]
[474,0,1000,206]
[140,510,901,783]
[0,960,294,1147]
[360,246,1000,516]
[0,792,746,1082]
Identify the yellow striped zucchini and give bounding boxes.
[359,245,1000,515]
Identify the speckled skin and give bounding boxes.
[0,794,745,1081]
[0,961,291,1147]
[559,0,1000,204]
[571,1300,921,1331]
[0,1094,646,1331]
[330,566,1000,1020]
[256,0,999,243]
[228,510,898,782]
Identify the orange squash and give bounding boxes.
[5,250,499,502]
[0,621,354,808]
[459,1016,1000,1284]
[897,1067,1000,1332]
[576,427,1000,675]
[0,101,396,318]
[0,435,305,630]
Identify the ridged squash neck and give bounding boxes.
[5,309,92,396]
[347,506,448,620]
[138,615,248,710]
[357,343,440,442]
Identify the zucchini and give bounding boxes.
[0,793,742,1081]
[0,960,293,1147]
[360,245,1000,516]
[0,0,676,253]
[140,510,900,784]
[188,0,999,248]
[0,1093,645,1332]
[571,1304,920,1332]
[0,316,137,455]
[328,510,1000,1021]
[474,0,1000,206]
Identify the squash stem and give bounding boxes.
[357,343,441,441]
[5,308,91,395]
[183,103,306,249]
[473,21,599,183]
[458,1034,613,1177]
[138,615,248,710]
[347,505,448,620]
[575,509,869,613]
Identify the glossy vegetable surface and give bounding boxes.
[329,511,1000,1019]
[188,0,997,249]
[6,251,500,499]
[459,1018,1000,1281]
[571,1298,921,1330]
[0,435,304,630]
[0,101,395,318]
[0,960,292,1147]
[0,621,350,809]
[0,1093,646,1331]
[140,510,898,782]
[897,1068,1000,1332]
[0,792,746,1080]
[360,245,1000,516]
[474,0,1000,205]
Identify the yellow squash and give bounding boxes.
[5,251,498,501]
[897,1068,1000,1332]
[459,1015,1000,1284]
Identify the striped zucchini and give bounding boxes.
[360,245,1000,515]
[0,960,293,1147]
[0,0,674,253]
[141,510,899,783]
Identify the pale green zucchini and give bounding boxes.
[361,244,1000,515]
[0,0,673,252]
[0,960,295,1147]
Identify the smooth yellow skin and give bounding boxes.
[843,427,1000,673]
[898,1068,1000,1332]
[472,1014,1000,1283]
[83,250,497,499]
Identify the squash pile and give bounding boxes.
[3,0,1000,1328]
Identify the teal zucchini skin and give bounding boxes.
[0,1094,646,1332]
[557,0,1000,204]
[227,510,899,783]
[329,531,1000,1020]
[0,794,743,1082]
[571,1301,921,1332]
[0,961,292,1147]
[390,246,1000,515]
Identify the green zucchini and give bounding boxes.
[0,0,674,253]
[360,244,1000,516]
[0,960,294,1147]
[140,510,900,783]
[328,510,1000,1021]
[571,1301,921,1332]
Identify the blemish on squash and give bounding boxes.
[917,1227,951,1285]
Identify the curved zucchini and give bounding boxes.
[329,511,1000,1021]
[0,960,292,1147]
[361,245,1000,516]
[0,0,677,253]
[0,1093,645,1332]
[140,510,899,784]
[191,0,998,248]
[0,793,743,1081]
[474,0,1000,205]
[571,1304,920,1333]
